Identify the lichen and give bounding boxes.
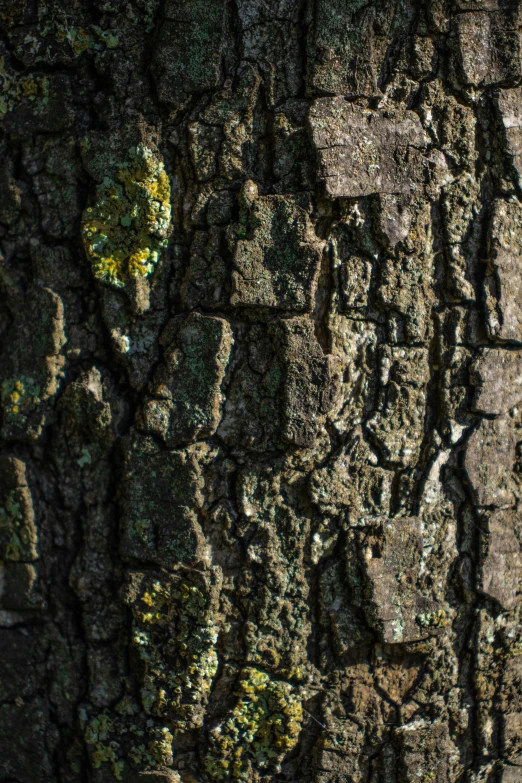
[1,377,41,423]
[416,610,449,629]
[82,144,171,288]
[203,667,303,781]
[0,58,49,117]
[83,712,125,780]
[124,570,220,731]
[54,25,119,55]
[76,447,92,468]
[126,724,174,768]
[14,5,120,65]
[83,710,173,778]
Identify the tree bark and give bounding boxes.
[0,1,521,782]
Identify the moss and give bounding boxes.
[82,144,171,288]
[203,667,302,781]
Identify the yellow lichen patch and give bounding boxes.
[1,377,41,422]
[124,570,220,731]
[416,609,449,629]
[81,144,171,288]
[204,667,303,781]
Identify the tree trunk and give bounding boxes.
[1,1,521,781]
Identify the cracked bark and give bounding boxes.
[0,1,521,782]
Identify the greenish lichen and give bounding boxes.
[203,667,303,781]
[76,447,92,468]
[82,144,171,288]
[124,570,220,731]
[15,3,119,64]
[84,713,125,780]
[42,24,119,57]
[83,710,173,778]
[0,58,49,117]
[126,724,174,769]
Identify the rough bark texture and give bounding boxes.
[1,1,522,782]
